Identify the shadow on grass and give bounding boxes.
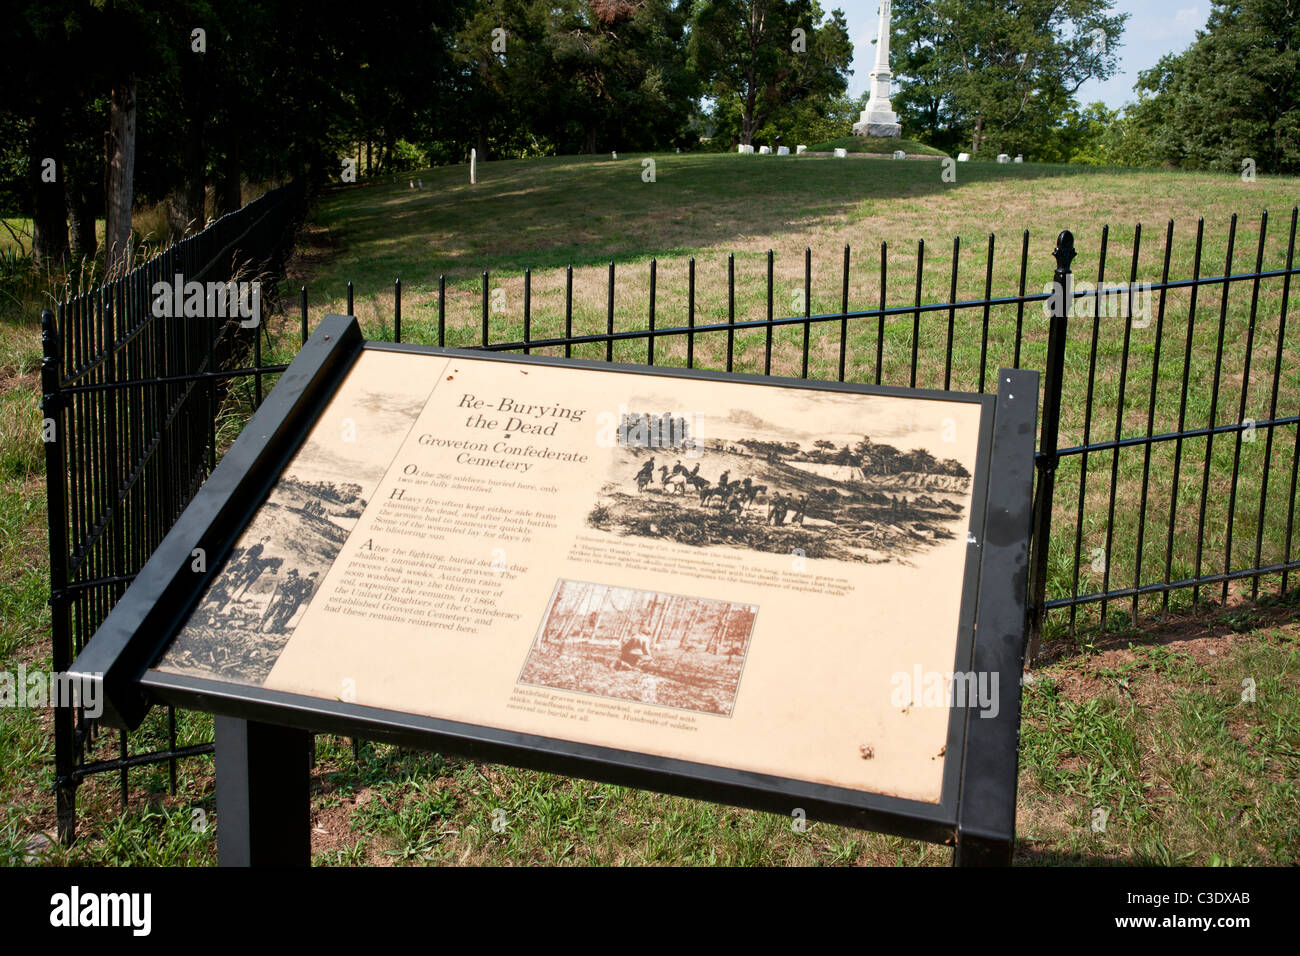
[313,152,1156,279]
[1037,588,1300,666]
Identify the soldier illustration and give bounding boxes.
[634,457,656,492]
[615,633,654,670]
[259,570,319,633]
[791,495,809,525]
[768,493,790,526]
[226,536,273,606]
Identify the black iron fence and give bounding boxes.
[42,197,1299,843]
[41,180,306,842]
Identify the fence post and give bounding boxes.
[1026,230,1074,665]
[41,309,78,844]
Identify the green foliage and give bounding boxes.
[890,0,1128,158]
[1057,102,1159,168]
[691,0,853,147]
[439,0,700,159]
[1130,0,1300,174]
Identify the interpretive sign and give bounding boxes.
[71,315,1038,865]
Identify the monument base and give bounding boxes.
[853,121,902,139]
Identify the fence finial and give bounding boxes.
[1053,230,1076,271]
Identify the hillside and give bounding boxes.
[806,135,949,157]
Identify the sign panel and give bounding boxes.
[152,346,986,804]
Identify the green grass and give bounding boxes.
[3,151,1300,865]
[1017,617,1299,865]
[806,135,948,156]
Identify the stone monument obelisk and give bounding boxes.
[853,0,902,138]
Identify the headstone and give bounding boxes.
[796,145,807,155]
[776,146,790,156]
[1014,155,1023,164]
[409,180,415,189]
[893,150,906,160]
[996,154,1011,164]
[758,145,772,155]
[834,148,848,158]
[417,179,423,188]
[738,145,754,155]
[957,153,970,162]
[612,151,618,159]
[470,148,476,184]
[852,0,902,139]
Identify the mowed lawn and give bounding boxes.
[3,152,1299,867]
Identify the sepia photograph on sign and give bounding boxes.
[520,580,758,716]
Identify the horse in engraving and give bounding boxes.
[634,458,655,492]
[659,465,688,495]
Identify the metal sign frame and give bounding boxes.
[70,315,1037,866]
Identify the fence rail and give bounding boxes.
[43,196,1300,845]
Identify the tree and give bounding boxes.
[691,0,852,147]
[1129,0,1299,174]
[5,0,88,268]
[890,0,1127,157]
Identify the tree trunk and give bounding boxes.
[384,130,397,174]
[741,88,758,146]
[214,135,242,218]
[166,51,207,242]
[104,79,137,275]
[30,105,69,270]
[182,121,206,235]
[66,184,97,263]
[971,115,984,156]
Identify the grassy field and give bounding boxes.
[2,151,1299,865]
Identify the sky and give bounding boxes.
[839,0,1211,111]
